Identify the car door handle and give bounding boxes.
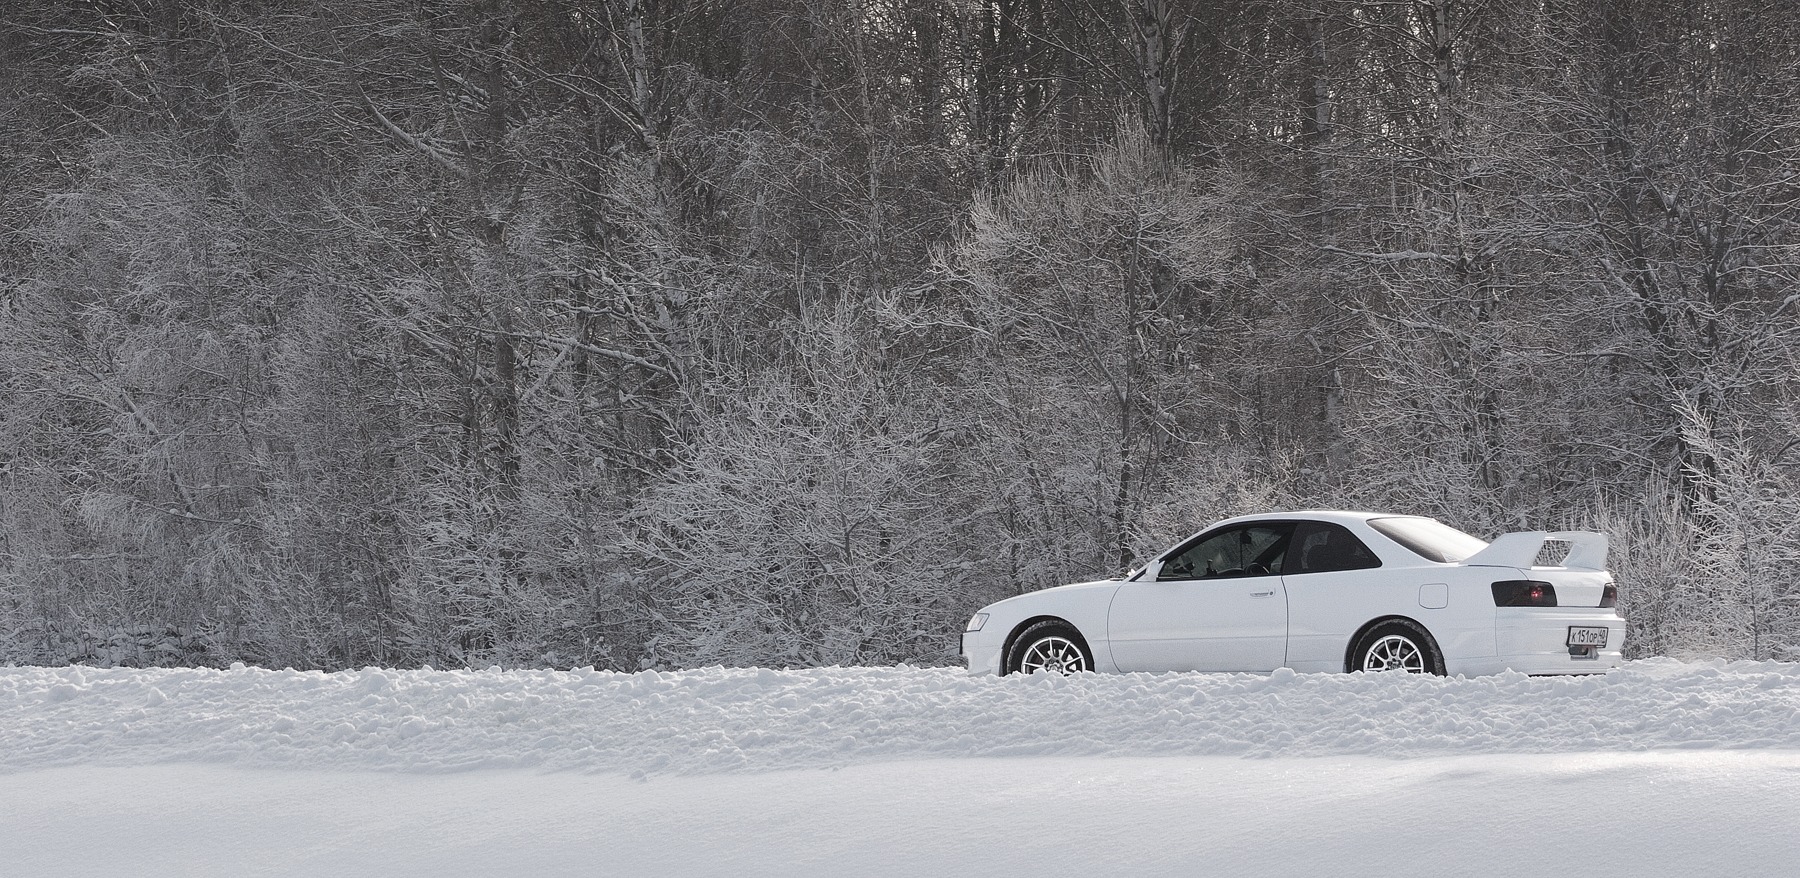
[1250,590,1276,598]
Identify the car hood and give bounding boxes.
[981,577,1125,613]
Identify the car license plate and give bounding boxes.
[1567,626,1609,648]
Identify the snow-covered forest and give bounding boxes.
[3,0,1798,671]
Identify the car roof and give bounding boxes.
[1210,510,1424,528]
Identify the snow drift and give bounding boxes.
[5,658,1799,776]
[7,660,1800,877]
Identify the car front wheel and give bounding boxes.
[1008,621,1092,675]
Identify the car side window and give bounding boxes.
[1157,524,1294,581]
[1289,521,1382,574]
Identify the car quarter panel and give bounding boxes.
[1279,565,1497,673]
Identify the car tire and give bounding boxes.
[1006,621,1093,676]
[1351,620,1446,675]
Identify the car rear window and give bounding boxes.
[1367,517,1489,563]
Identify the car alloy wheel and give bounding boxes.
[1008,620,1093,675]
[1349,619,1445,675]
[1019,635,1087,674]
[1362,633,1425,673]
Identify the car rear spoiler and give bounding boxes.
[1462,530,1608,571]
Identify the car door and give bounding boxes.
[1106,523,1294,673]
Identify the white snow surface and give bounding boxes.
[4,658,1799,774]
[6,659,1800,876]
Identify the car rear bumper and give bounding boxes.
[1459,609,1625,675]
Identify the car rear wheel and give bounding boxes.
[1008,621,1092,675]
[1352,620,1446,675]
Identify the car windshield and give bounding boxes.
[1367,517,1489,563]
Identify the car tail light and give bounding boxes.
[1599,585,1618,608]
[1491,580,1558,607]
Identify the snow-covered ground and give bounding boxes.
[4,659,1799,875]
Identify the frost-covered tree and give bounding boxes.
[630,306,971,667]
[941,126,1274,578]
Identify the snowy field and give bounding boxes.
[4,659,1799,876]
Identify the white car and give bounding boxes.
[962,511,1624,677]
